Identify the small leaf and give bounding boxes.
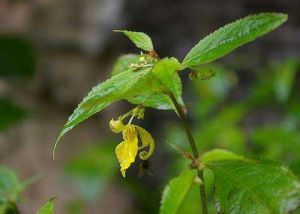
[114,30,154,52]
[36,198,55,214]
[201,149,300,214]
[182,13,287,68]
[160,170,196,214]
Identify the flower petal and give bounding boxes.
[115,138,138,177]
[135,125,155,160]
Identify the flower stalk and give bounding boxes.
[169,92,208,214]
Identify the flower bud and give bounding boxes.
[109,118,125,133]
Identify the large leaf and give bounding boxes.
[160,170,196,214]
[54,67,152,156]
[54,58,183,156]
[201,149,300,214]
[36,198,55,214]
[181,13,287,68]
[0,35,35,78]
[114,30,154,52]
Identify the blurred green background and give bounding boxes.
[0,0,299,213]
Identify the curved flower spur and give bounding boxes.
[109,106,155,177]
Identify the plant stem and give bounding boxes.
[169,93,208,214]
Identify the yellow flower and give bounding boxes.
[110,118,155,177]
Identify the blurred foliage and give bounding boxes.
[0,35,35,78]
[0,98,26,132]
[0,166,30,214]
[0,167,25,204]
[0,35,35,132]
[64,142,117,201]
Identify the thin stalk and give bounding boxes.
[169,93,208,214]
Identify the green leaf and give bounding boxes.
[111,54,140,76]
[0,167,24,204]
[0,35,35,78]
[54,58,184,157]
[128,57,184,108]
[201,149,243,163]
[182,13,287,68]
[151,58,181,97]
[201,149,300,214]
[54,67,152,157]
[0,97,27,131]
[36,198,55,214]
[160,170,196,214]
[114,30,154,52]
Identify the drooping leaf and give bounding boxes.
[201,149,300,214]
[54,58,184,156]
[160,170,196,214]
[114,30,154,52]
[0,97,27,131]
[0,35,35,78]
[111,54,140,76]
[182,13,287,68]
[54,67,152,157]
[36,198,55,214]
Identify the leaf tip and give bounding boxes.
[52,138,60,160]
[113,29,123,33]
